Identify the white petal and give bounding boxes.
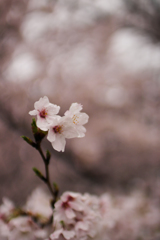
[75,221,89,231]
[46,104,60,116]
[64,110,72,118]
[76,126,86,138]
[69,103,83,114]
[37,116,49,131]
[50,229,63,240]
[63,230,75,240]
[46,115,61,125]
[62,118,78,139]
[63,126,78,139]
[52,135,66,152]
[61,192,80,202]
[34,229,47,238]
[47,127,56,142]
[76,113,89,125]
[65,208,76,219]
[48,116,61,127]
[34,96,49,110]
[70,201,83,211]
[29,109,38,116]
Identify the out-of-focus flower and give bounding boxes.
[0,219,10,239]
[47,116,78,152]
[54,192,84,222]
[0,198,15,220]
[50,191,102,240]
[8,216,47,240]
[29,96,60,131]
[24,188,53,221]
[64,103,89,138]
[50,228,75,240]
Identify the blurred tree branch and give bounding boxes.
[124,0,160,42]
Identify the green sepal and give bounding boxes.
[46,150,51,165]
[21,136,37,148]
[6,208,27,222]
[31,118,47,144]
[33,167,46,182]
[31,118,38,134]
[53,182,59,199]
[60,220,65,228]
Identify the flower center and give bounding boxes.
[61,196,74,209]
[68,196,74,201]
[40,109,47,118]
[53,125,62,134]
[62,201,70,209]
[72,115,79,125]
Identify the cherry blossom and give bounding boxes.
[24,188,53,220]
[0,219,10,239]
[50,192,102,240]
[54,192,84,222]
[64,103,89,138]
[47,116,78,152]
[0,197,15,219]
[0,216,47,240]
[8,216,47,240]
[29,96,60,131]
[50,228,75,240]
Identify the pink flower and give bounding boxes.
[54,192,84,222]
[6,216,47,240]
[50,229,75,240]
[0,198,15,220]
[50,192,102,240]
[47,117,78,152]
[29,96,60,131]
[64,103,89,138]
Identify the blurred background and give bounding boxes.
[1,0,160,205]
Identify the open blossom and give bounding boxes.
[50,192,102,240]
[29,96,60,131]
[8,216,47,240]
[0,219,10,239]
[24,188,53,220]
[64,103,89,138]
[47,116,78,152]
[0,216,47,240]
[0,197,15,220]
[54,192,84,222]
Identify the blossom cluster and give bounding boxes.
[0,190,48,240]
[49,192,102,240]
[1,188,160,240]
[29,96,89,152]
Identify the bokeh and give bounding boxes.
[1,0,160,209]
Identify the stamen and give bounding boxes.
[72,115,79,125]
[53,125,62,134]
[40,109,47,118]
[68,196,74,202]
[62,201,70,209]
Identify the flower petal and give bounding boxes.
[63,230,75,240]
[34,96,49,110]
[76,113,89,125]
[75,221,89,231]
[69,103,83,114]
[37,116,49,131]
[47,127,56,142]
[76,126,86,138]
[62,118,78,139]
[29,110,38,116]
[47,104,60,116]
[52,135,66,152]
[50,229,63,240]
[65,208,76,219]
